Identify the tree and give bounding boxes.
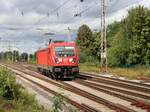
[108,31,130,67]
[29,54,33,59]
[77,24,93,54]
[92,32,101,59]
[4,51,13,61]
[143,16,150,65]
[0,52,5,60]
[124,6,150,65]
[20,52,28,62]
[12,50,19,62]
[107,21,122,47]
[76,6,150,67]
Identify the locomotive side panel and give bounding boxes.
[37,49,49,67]
[48,46,55,66]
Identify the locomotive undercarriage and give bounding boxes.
[37,66,79,80]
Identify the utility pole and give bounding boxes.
[0,40,20,62]
[67,27,71,42]
[0,37,1,61]
[7,40,11,61]
[100,0,107,72]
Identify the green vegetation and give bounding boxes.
[79,63,99,73]
[52,94,64,112]
[80,64,150,80]
[0,51,36,63]
[77,6,150,79]
[0,66,50,112]
[109,66,150,80]
[51,89,78,112]
[0,67,78,112]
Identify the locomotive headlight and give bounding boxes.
[55,58,59,63]
[69,58,73,62]
[69,58,76,63]
[55,58,62,63]
[58,58,62,62]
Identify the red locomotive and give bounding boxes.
[37,40,79,79]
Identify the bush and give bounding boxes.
[0,66,50,112]
[52,93,64,112]
[51,93,78,112]
[0,67,22,100]
[78,51,100,67]
[78,51,87,63]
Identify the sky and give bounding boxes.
[0,0,150,53]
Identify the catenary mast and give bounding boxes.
[100,0,107,72]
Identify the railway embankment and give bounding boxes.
[0,64,82,112]
[0,66,51,112]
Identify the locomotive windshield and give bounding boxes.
[55,46,75,57]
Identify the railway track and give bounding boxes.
[22,64,150,97]
[18,74,100,112]
[1,64,101,112]
[2,63,150,112]
[21,63,150,89]
[76,73,150,111]
[80,72,150,89]
[74,79,150,111]
[77,73,150,100]
[21,64,150,112]
[1,63,139,112]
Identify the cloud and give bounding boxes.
[0,0,150,53]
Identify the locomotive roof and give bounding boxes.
[38,42,76,51]
[50,42,76,46]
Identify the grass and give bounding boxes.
[79,63,150,80]
[109,67,150,80]
[79,63,100,73]
[0,66,51,112]
[0,97,48,112]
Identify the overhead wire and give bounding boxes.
[4,0,118,35]
[64,0,120,30]
[33,0,72,25]
[49,1,101,34]
[75,1,99,16]
[62,1,100,25]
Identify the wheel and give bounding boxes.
[42,69,46,76]
[72,76,76,80]
[51,75,54,79]
[37,67,41,72]
[55,74,59,80]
